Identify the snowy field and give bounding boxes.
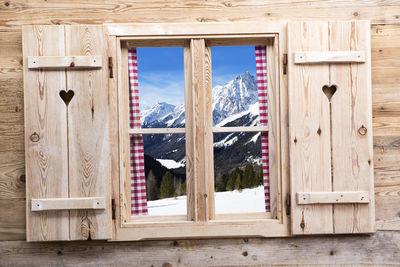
[147,185,265,215]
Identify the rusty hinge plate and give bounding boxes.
[283,53,288,75]
[111,198,116,220]
[108,57,114,78]
[286,193,291,216]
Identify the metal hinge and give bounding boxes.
[108,57,114,78]
[286,193,291,216]
[283,53,288,75]
[111,198,116,220]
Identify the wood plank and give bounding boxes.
[288,21,333,235]
[0,199,25,241]
[28,56,102,69]
[117,41,132,223]
[22,25,69,242]
[65,25,112,240]
[212,126,268,133]
[108,22,293,37]
[294,51,365,64]
[129,128,186,134]
[188,39,211,222]
[330,21,375,234]
[296,192,370,205]
[31,197,106,211]
[184,42,195,222]
[2,231,400,266]
[2,2,400,30]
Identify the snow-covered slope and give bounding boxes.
[147,185,265,215]
[141,102,175,126]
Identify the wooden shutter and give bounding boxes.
[23,25,112,241]
[288,21,375,234]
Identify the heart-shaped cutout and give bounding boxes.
[59,89,74,106]
[322,84,337,102]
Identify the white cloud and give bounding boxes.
[138,71,184,107]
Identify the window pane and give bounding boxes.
[213,131,266,214]
[130,134,186,216]
[211,46,261,127]
[134,47,185,128]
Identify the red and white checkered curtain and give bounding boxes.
[128,47,148,215]
[255,46,270,212]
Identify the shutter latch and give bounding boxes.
[283,53,288,75]
[286,193,291,216]
[108,57,114,78]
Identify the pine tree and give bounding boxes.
[180,181,187,195]
[146,169,159,200]
[226,175,234,191]
[257,169,264,186]
[242,164,256,188]
[160,171,176,198]
[234,173,241,190]
[215,174,225,192]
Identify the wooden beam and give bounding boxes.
[294,51,365,64]
[1,231,400,266]
[212,126,268,133]
[28,56,102,69]
[296,192,370,205]
[129,128,186,134]
[31,197,106,211]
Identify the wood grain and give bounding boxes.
[0,0,399,250]
[1,1,400,30]
[28,55,102,69]
[329,21,375,234]
[66,25,112,240]
[288,21,333,235]
[1,231,400,266]
[294,51,365,63]
[23,25,69,241]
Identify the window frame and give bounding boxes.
[109,22,290,241]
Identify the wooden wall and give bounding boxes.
[1,1,400,265]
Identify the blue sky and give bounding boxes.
[137,46,256,109]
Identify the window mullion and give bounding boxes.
[185,39,214,222]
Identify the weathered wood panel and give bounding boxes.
[0,231,400,266]
[1,1,400,30]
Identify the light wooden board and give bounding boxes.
[296,192,370,204]
[65,25,112,240]
[22,25,70,241]
[31,197,105,211]
[288,21,333,235]
[294,51,365,63]
[329,21,375,234]
[289,21,375,235]
[27,56,102,69]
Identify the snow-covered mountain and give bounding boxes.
[141,71,259,128]
[212,71,259,126]
[141,72,263,176]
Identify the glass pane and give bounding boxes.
[130,134,186,216]
[135,47,185,128]
[211,45,261,127]
[213,131,266,214]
